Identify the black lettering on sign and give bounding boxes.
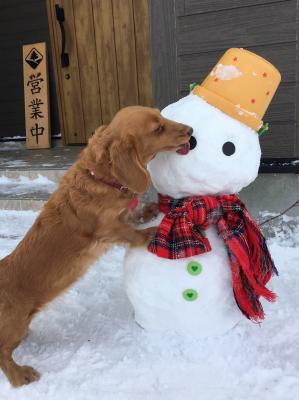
[27,73,44,94]
[30,123,45,144]
[29,99,44,119]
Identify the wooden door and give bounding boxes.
[150,0,299,159]
[47,0,152,144]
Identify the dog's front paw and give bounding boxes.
[142,226,157,244]
[139,202,159,224]
[130,226,157,248]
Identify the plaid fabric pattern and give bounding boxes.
[148,193,278,321]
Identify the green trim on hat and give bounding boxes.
[189,82,198,93]
[258,122,269,137]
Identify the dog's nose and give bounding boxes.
[187,128,193,136]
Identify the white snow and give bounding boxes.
[0,133,61,141]
[125,218,242,336]
[0,175,57,195]
[1,160,29,168]
[0,142,25,151]
[148,94,260,199]
[211,64,242,80]
[0,209,298,399]
[0,136,26,141]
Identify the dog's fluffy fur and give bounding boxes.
[0,106,192,387]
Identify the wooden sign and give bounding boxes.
[23,42,51,149]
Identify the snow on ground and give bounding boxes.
[0,210,298,400]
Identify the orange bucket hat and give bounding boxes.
[192,48,281,132]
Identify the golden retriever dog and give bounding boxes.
[0,106,192,387]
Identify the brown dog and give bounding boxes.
[0,106,192,387]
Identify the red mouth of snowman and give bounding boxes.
[176,142,190,155]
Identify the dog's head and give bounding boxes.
[91,106,192,194]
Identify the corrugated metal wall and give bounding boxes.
[150,0,298,158]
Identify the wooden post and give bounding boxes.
[23,42,51,149]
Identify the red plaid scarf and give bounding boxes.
[148,193,278,322]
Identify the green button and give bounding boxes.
[187,261,202,276]
[183,289,198,302]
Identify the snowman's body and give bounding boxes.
[125,218,241,336]
[124,93,262,337]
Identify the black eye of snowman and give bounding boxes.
[222,141,236,156]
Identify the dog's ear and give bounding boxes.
[89,125,110,163]
[109,138,150,194]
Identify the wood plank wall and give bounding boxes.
[150,0,298,158]
[0,0,60,139]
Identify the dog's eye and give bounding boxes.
[154,124,164,134]
[222,141,236,156]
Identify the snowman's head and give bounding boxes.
[148,94,261,198]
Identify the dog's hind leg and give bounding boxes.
[0,308,40,387]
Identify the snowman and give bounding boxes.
[124,48,281,337]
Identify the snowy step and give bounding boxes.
[0,170,155,211]
[0,169,65,183]
[0,141,82,171]
[0,171,61,211]
[0,141,83,211]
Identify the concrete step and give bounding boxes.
[0,196,46,211]
[0,141,83,170]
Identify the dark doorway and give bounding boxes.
[0,0,59,139]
